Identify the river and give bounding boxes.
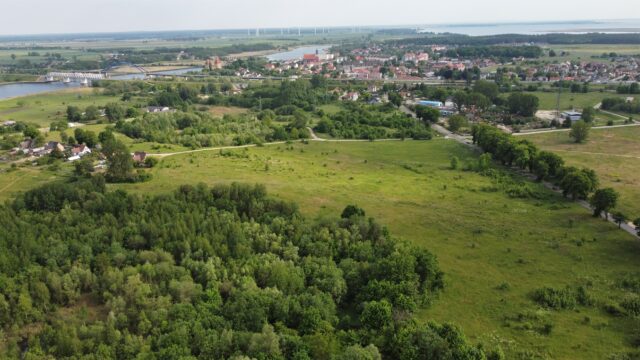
[267,45,332,61]
[0,67,203,100]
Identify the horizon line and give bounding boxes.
[0,18,638,39]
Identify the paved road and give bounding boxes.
[400,104,640,239]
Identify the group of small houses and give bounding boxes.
[13,140,91,161]
[12,140,147,166]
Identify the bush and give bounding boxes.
[621,296,640,316]
[532,287,577,309]
[341,205,366,219]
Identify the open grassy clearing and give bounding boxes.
[0,88,119,127]
[207,105,248,117]
[529,91,626,111]
[525,126,640,218]
[0,164,73,202]
[544,44,640,63]
[101,139,640,359]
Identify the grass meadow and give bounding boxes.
[106,139,640,359]
[525,126,640,218]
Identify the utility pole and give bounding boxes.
[556,71,564,123]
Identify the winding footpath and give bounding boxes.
[148,128,405,158]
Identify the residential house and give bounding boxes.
[71,144,92,157]
[45,141,65,153]
[132,151,147,163]
[343,92,360,102]
[146,106,171,113]
[19,139,36,152]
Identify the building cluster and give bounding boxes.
[9,138,150,166]
[255,44,499,81]
[12,140,92,161]
[492,58,640,84]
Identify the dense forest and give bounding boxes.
[0,179,498,359]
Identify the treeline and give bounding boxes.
[601,97,640,114]
[315,102,433,140]
[392,33,640,46]
[0,181,499,359]
[98,43,276,65]
[444,45,543,59]
[472,124,601,201]
[116,111,271,148]
[228,79,336,111]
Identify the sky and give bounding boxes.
[1,0,638,35]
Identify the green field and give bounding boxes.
[0,88,119,127]
[524,126,640,218]
[90,139,639,359]
[545,45,640,63]
[529,91,626,111]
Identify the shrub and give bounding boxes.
[532,286,577,309]
[621,296,640,316]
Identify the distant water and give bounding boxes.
[111,67,203,80]
[418,19,640,36]
[267,45,331,61]
[0,67,203,100]
[0,82,80,100]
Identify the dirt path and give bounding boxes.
[149,131,404,158]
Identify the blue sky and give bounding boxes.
[2,0,638,35]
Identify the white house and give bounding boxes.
[71,144,92,157]
[561,111,582,122]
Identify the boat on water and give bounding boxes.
[80,78,89,86]
[63,77,71,83]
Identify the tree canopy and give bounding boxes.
[0,180,494,359]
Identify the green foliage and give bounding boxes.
[342,204,366,219]
[447,115,468,132]
[104,102,125,122]
[569,120,590,143]
[620,296,640,316]
[532,286,594,310]
[73,128,97,147]
[415,105,440,124]
[116,111,273,148]
[559,167,599,200]
[73,157,94,178]
[473,80,500,101]
[0,182,459,359]
[316,103,431,140]
[473,124,598,200]
[590,188,619,218]
[581,107,596,123]
[102,139,144,183]
[507,93,539,117]
[450,156,459,170]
